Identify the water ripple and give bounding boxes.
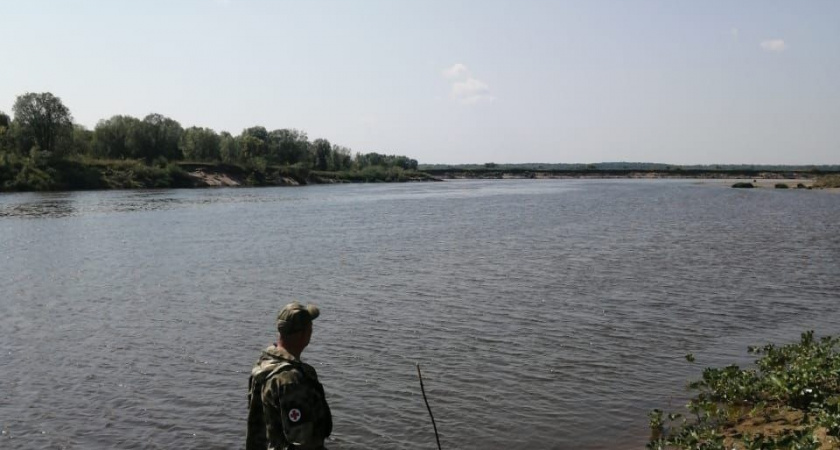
[1,180,839,449]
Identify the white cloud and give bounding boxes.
[760,39,788,52]
[442,63,495,105]
[442,63,469,79]
[451,77,495,105]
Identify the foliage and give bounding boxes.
[91,114,184,161]
[354,152,418,171]
[732,182,755,188]
[12,92,74,156]
[1,90,425,191]
[268,128,309,165]
[180,126,221,161]
[0,111,12,153]
[649,332,840,449]
[218,131,239,163]
[313,167,434,183]
[775,183,789,189]
[140,113,183,161]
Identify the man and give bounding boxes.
[247,302,333,450]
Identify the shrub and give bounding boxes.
[649,332,840,449]
[732,182,754,188]
[775,183,789,189]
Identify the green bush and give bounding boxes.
[732,182,755,188]
[649,331,840,449]
[775,183,789,189]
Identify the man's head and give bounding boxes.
[276,302,320,354]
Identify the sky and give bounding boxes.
[1,0,838,165]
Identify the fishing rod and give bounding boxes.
[416,363,442,450]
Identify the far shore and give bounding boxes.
[426,168,833,181]
[5,160,840,193]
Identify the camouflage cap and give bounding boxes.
[277,302,320,335]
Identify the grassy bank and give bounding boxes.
[649,332,840,450]
[310,167,438,183]
[0,155,437,192]
[0,154,195,191]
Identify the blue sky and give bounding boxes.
[1,0,838,164]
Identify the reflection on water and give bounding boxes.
[1,180,839,449]
[0,188,308,219]
[0,192,77,218]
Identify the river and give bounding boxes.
[1,179,839,449]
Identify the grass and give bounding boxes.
[649,331,840,450]
[1,153,437,191]
[1,154,194,191]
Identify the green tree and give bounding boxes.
[0,111,11,153]
[92,115,144,159]
[140,113,183,161]
[238,126,269,161]
[330,145,352,171]
[180,127,220,161]
[219,131,239,163]
[70,125,94,156]
[268,128,309,165]
[312,138,331,170]
[11,92,73,155]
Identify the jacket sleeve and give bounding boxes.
[263,369,329,449]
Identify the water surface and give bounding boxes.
[1,180,839,449]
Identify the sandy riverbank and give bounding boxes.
[694,178,815,188]
[693,178,840,192]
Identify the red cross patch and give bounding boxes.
[289,408,302,423]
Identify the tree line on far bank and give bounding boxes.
[0,92,419,174]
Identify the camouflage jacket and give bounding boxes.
[246,346,333,450]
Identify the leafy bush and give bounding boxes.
[775,183,789,189]
[732,182,755,188]
[649,332,840,449]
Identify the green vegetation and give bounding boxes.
[311,167,436,183]
[732,182,755,189]
[648,331,840,450]
[0,92,423,192]
[775,183,789,189]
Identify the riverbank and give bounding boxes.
[649,332,840,450]
[424,167,839,182]
[181,163,438,187]
[425,168,840,191]
[0,157,439,192]
[692,178,840,192]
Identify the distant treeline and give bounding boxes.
[1,92,420,191]
[420,162,840,172]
